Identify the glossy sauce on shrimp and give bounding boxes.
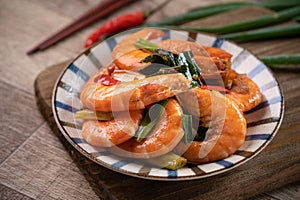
[176,88,247,163]
[77,28,263,167]
[110,99,184,158]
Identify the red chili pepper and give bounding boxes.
[201,85,230,93]
[94,74,119,86]
[85,11,145,48]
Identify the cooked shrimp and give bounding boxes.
[157,39,232,72]
[80,69,190,112]
[224,69,262,112]
[175,88,247,164]
[109,99,184,158]
[81,110,143,147]
[112,28,166,70]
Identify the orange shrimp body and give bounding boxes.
[157,39,232,72]
[176,88,247,164]
[225,69,262,112]
[110,99,184,158]
[112,28,166,70]
[80,72,190,112]
[81,110,143,147]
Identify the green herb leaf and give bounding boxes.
[177,51,202,87]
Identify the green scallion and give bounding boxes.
[260,54,300,65]
[182,114,194,143]
[135,100,168,142]
[74,109,113,121]
[145,152,187,170]
[221,24,300,42]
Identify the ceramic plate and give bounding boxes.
[52,29,284,181]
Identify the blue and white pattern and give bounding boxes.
[52,29,283,180]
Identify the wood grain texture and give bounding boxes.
[0,184,34,200]
[0,123,98,199]
[31,7,300,200]
[0,81,44,163]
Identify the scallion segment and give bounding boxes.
[189,0,300,13]
[74,109,113,121]
[145,152,187,170]
[182,114,194,143]
[173,6,300,35]
[221,24,300,42]
[146,2,254,26]
[260,54,300,65]
[135,100,168,142]
[145,0,300,27]
[134,37,158,51]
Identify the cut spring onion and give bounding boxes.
[74,109,113,121]
[146,2,253,26]
[182,114,194,143]
[260,54,300,66]
[135,100,168,142]
[145,152,187,170]
[146,0,300,27]
[171,5,300,35]
[134,37,158,51]
[221,24,300,42]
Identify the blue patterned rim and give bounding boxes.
[52,29,284,181]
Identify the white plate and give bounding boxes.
[52,28,284,181]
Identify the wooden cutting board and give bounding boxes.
[34,7,300,200]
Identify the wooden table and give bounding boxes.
[0,0,299,199]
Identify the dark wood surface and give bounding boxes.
[1,0,299,199]
[35,60,300,200]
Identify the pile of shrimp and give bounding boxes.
[78,28,262,165]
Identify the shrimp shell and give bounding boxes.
[157,39,232,72]
[109,99,184,158]
[225,69,262,112]
[112,28,166,70]
[175,88,247,163]
[80,72,190,112]
[81,110,143,147]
